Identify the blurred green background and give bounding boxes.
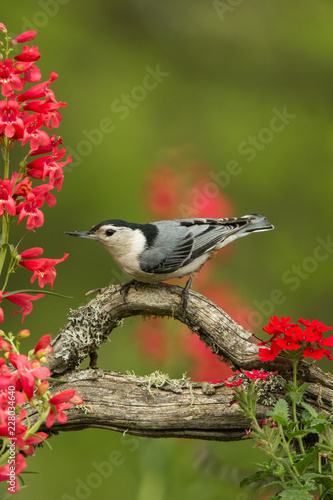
[1,1,333,498]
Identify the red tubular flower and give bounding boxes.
[0,98,25,138]
[0,179,16,216]
[0,405,27,437]
[12,31,37,44]
[21,114,52,151]
[29,134,63,156]
[4,292,45,323]
[8,353,51,400]
[46,389,83,427]
[17,71,58,102]
[23,94,66,128]
[16,431,48,455]
[17,192,45,229]
[20,252,68,289]
[0,362,18,390]
[0,59,24,97]
[0,453,26,492]
[26,146,71,189]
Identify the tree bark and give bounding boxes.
[37,283,333,441]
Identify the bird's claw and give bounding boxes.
[119,279,141,303]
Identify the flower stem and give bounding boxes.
[291,358,305,454]
[0,139,11,280]
[278,422,302,486]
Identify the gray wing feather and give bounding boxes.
[139,218,250,274]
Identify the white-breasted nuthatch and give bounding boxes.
[65,214,273,314]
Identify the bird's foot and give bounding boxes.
[181,275,193,320]
[119,279,141,303]
[85,287,108,297]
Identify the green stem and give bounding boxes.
[0,139,10,280]
[292,358,305,455]
[278,422,302,486]
[318,437,323,498]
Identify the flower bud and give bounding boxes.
[12,30,37,44]
[37,380,49,396]
[18,329,30,339]
[69,394,84,405]
[0,338,12,352]
[0,23,7,33]
[31,359,40,369]
[38,356,47,364]
[35,349,46,360]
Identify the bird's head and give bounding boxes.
[65,220,146,256]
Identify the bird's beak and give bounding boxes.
[65,231,97,240]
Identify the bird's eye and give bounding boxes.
[105,229,115,237]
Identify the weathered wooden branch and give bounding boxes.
[34,283,333,441]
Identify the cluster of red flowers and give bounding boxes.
[0,24,79,494]
[0,333,83,492]
[258,316,333,361]
[0,24,71,323]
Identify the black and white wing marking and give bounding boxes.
[187,218,250,258]
[139,217,250,274]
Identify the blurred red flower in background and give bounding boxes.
[137,157,255,381]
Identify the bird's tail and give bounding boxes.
[242,214,274,233]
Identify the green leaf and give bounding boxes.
[322,487,333,499]
[3,289,72,299]
[286,391,304,405]
[295,448,318,473]
[256,480,284,494]
[284,429,313,440]
[297,383,311,392]
[303,473,333,489]
[240,469,275,488]
[267,398,290,424]
[276,486,315,500]
[301,402,318,419]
